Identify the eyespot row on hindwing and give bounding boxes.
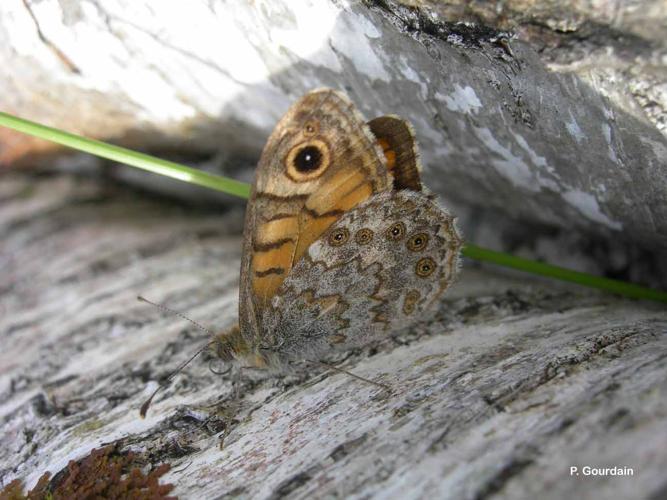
[326,219,439,279]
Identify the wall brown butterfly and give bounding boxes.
[213,88,462,371]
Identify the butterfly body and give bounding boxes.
[214,89,462,373]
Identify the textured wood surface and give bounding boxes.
[1,170,665,499]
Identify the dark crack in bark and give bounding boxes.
[21,0,80,74]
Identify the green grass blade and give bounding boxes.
[1,110,665,303]
[463,244,667,303]
[0,112,250,199]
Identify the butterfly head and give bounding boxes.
[211,323,277,371]
[212,324,249,362]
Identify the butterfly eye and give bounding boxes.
[407,233,429,252]
[285,139,330,182]
[415,257,436,277]
[355,228,374,245]
[328,227,350,247]
[385,222,406,240]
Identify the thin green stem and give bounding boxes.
[1,110,665,303]
[0,112,250,199]
[463,244,667,303]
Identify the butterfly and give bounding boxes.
[213,88,462,372]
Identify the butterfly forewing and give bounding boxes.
[238,89,394,343]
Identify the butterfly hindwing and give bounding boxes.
[260,190,462,366]
[368,115,423,192]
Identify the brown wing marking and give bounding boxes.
[243,89,391,318]
[368,116,422,192]
[293,167,374,260]
[251,202,300,307]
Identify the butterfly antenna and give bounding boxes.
[137,295,214,336]
[314,360,391,392]
[140,340,215,418]
[137,295,218,418]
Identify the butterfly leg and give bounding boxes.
[315,360,391,392]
